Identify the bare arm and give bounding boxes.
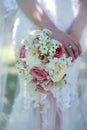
[16,0,63,39]
[16,0,83,61]
[70,0,87,41]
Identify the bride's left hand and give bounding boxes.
[52,30,82,62]
[68,31,82,60]
[60,31,82,61]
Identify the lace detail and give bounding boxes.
[54,57,81,111]
[13,0,81,111]
[7,1,84,129]
[5,82,57,130]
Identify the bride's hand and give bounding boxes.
[51,30,82,61]
[68,31,82,61]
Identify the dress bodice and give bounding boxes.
[13,0,80,44]
[38,0,80,32]
[13,0,81,111]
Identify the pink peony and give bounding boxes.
[19,47,26,58]
[31,67,48,82]
[54,45,65,58]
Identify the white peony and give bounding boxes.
[26,48,41,69]
[49,62,67,82]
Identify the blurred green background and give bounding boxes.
[0,45,18,129]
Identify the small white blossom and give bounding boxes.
[15,29,72,95]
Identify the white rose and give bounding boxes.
[49,62,67,82]
[26,48,41,68]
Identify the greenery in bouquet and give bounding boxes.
[15,29,72,94]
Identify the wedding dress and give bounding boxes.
[0,0,18,129]
[2,0,87,130]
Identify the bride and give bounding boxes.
[2,0,87,130]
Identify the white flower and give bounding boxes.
[66,57,72,66]
[49,46,55,56]
[39,42,48,54]
[26,48,41,68]
[15,28,72,94]
[43,28,52,35]
[46,60,55,70]
[49,62,67,82]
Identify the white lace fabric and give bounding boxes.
[13,0,81,109]
[4,0,85,130]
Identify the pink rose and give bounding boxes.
[54,45,64,58]
[19,47,26,58]
[32,78,41,86]
[37,86,51,94]
[31,67,48,82]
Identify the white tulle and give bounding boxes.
[2,0,87,130]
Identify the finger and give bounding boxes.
[64,48,69,58]
[72,44,79,58]
[65,46,75,61]
[67,43,79,59]
[74,41,82,55]
[71,42,82,59]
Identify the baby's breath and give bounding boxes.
[15,29,72,94]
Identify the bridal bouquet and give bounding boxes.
[15,29,72,94]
